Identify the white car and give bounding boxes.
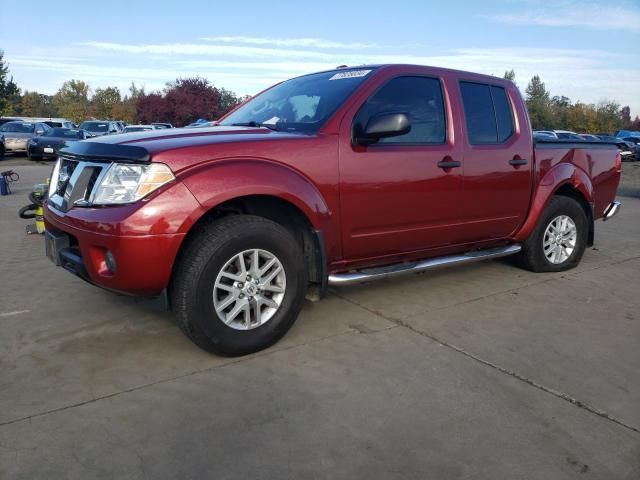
[122,124,163,133]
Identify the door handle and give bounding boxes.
[437,160,461,169]
[509,158,528,166]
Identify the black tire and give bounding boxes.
[29,154,42,162]
[515,195,588,272]
[0,145,4,160]
[170,215,308,356]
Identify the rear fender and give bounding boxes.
[513,162,593,243]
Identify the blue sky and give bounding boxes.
[1,0,639,114]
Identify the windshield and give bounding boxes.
[219,68,375,133]
[45,128,83,138]
[80,122,109,133]
[0,122,36,133]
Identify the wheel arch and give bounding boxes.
[169,193,328,304]
[513,162,594,245]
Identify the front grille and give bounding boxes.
[49,156,109,211]
[85,168,101,199]
[56,158,79,196]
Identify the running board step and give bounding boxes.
[328,244,522,286]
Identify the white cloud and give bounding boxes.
[200,36,376,50]
[8,40,640,114]
[81,41,342,60]
[483,4,640,32]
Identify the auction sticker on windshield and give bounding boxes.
[329,70,371,80]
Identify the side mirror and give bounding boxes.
[35,129,44,136]
[354,112,411,146]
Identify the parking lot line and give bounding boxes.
[0,310,30,318]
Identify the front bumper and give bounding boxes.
[28,145,58,158]
[45,213,186,296]
[5,142,27,152]
[44,179,203,296]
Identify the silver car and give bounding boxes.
[0,121,51,154]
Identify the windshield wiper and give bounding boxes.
[230,121,279,131]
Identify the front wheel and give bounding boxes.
[516,196,588,272]
[170,215,308,356]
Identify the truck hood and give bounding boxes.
[58,125,306,163]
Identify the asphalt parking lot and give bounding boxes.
[1,157,639,479]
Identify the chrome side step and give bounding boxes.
[603,201,621,221]
[328,244,522,286]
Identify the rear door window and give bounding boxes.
[460,82,515,144]
[491,86,514,143]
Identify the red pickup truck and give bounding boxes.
[45,65,622,355]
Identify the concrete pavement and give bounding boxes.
[1,159,638,479]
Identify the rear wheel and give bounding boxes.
[170,215,308,356]
[516,196,588,272]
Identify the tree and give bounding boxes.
[0,50,20,115]
[112,83,144,123]
[503,69,516,87]
[621,106,632,129]
[135,92,170,124]
[53,80,90,123]
[164,77,222,126]
[566,102,598,133]
[91,86,121,119]
[136,77,236,126]
[525,75,552,129]
[218,87,241,115]
[21,91,58,117]
[549,96,571,130]
[594,100,622,133]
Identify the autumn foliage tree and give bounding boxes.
[91,86,122,119]
[52,80,90,124]
[136,77,240,126]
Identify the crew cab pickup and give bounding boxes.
[44,65,622,355]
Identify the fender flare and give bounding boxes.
[179,158,332,231]
[513,162,593,243]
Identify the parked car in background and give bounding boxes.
[621,137,640,161]
[78,120,122,137]
[0,121,51,154]
[27,128,90,161]
[151,122,173,129]
[552,130,584,140]
[578,134,600,141]
[596,135,637,161]
[2,117,75,128]
[534,130,557,138]
[533,131,557,141]
[44,64,622,355]
[185,118,212,128]
[615,130,640,138]
[123,124,161,133]
[0,117,21,127]
[41,118,75,129]
[0,133,5,159]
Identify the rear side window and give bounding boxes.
[354,76,446,144]
[491,86,514,142]
[460,82,515,144]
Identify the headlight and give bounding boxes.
[92,163,175,205]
